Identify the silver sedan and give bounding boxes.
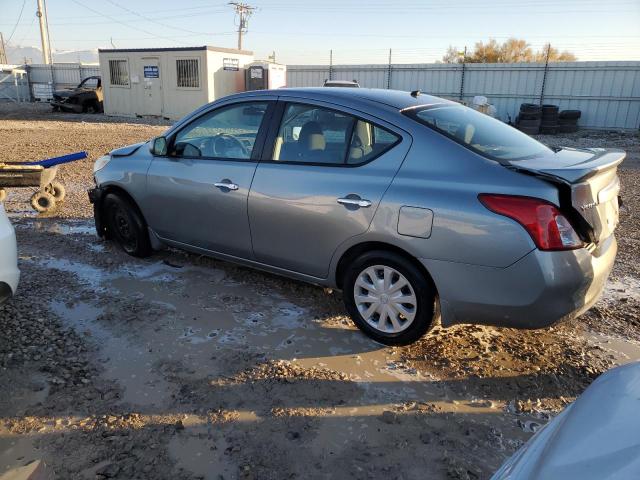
[89,88,622,345]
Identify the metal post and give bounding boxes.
[539,43,551,105]
[330,49,333,80]
[36,0,52,64]
[0,32,7,64]
[459,46,467,102]
[387,49,392,89]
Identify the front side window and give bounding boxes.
[176,59,200,88]
[80,77,98,89]
[108,60,129,86]
[273,104,400,165]
[404,103,551,161]
[172,102,268,159]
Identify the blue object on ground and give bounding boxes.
[15,151,88,168]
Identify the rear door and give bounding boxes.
[145,100,273,258]
[248,100,410,278]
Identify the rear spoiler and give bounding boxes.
[508,149,625,184]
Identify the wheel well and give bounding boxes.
[335,241,437,293]
[101,186,148,226]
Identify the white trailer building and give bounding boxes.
[98,46,254,120]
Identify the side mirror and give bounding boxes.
[150,136,168,156]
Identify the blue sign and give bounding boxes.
[144,66,159,78]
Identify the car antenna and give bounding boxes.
[410,89,421,97]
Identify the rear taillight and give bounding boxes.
[479,194,583,251]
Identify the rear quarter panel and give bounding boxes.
[350,126,563,269]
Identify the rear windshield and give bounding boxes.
[404,104,551,161]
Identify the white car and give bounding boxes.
[0,203,19,304]
[492,361,640,479]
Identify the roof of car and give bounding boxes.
[241,87,450,111]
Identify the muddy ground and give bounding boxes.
[1,103,639,480]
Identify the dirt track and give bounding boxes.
[1,103,639,479]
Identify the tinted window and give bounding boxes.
[405,104,551,161]
[172,102,268,159]
[273,104,400,165]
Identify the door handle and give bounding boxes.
[337,196,372,208]
[214,181,239,191]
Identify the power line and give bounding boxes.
[104,0,225,37]
[5,0,27,44]
[68,0,190,46]
[228,2,256,50]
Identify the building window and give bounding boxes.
[108,59,129,86]
[177,59,200,88]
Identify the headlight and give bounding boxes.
[93,155,111,173]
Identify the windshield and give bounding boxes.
[404,104,551,161]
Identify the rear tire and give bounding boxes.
[83,101,97,114]
[343,251,435,346]
[103,193,151,257]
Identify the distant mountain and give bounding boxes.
[5,45,99,64]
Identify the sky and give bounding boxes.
[1,0,639,64]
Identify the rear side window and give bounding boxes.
[404,104,551,161]
[272,103,400,166]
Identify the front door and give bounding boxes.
[248,101,409,278]
[145,100,273,258]
[141,57,162,116]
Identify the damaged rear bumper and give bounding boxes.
[423,234,617,329]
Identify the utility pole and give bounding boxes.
[0,33,8,64]
[228,2,255,51]
[36,0,52,64]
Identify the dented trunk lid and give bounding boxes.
[508,148,625,244]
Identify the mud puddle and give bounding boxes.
[586,331,640,364]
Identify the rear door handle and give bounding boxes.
[337,196,372,208]
[214,180,239,191]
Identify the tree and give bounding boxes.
[441,45,464,64]
[469,39,503,63]
[500,38,535,63]
[441,38,577,63]
[534,43,577,62]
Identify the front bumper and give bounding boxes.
[50,100,82,113]
[423,235,617,329]
[88,186,107,237]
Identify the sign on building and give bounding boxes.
[223,58,239,71]
[143,66,159,78]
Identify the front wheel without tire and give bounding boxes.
[103,193,151,257]
[343,251,436,345]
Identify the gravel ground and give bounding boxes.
[1,103,639,480]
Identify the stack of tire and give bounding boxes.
[515,103,542,135]
[558,109,581,133]
[540,104,559,134]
